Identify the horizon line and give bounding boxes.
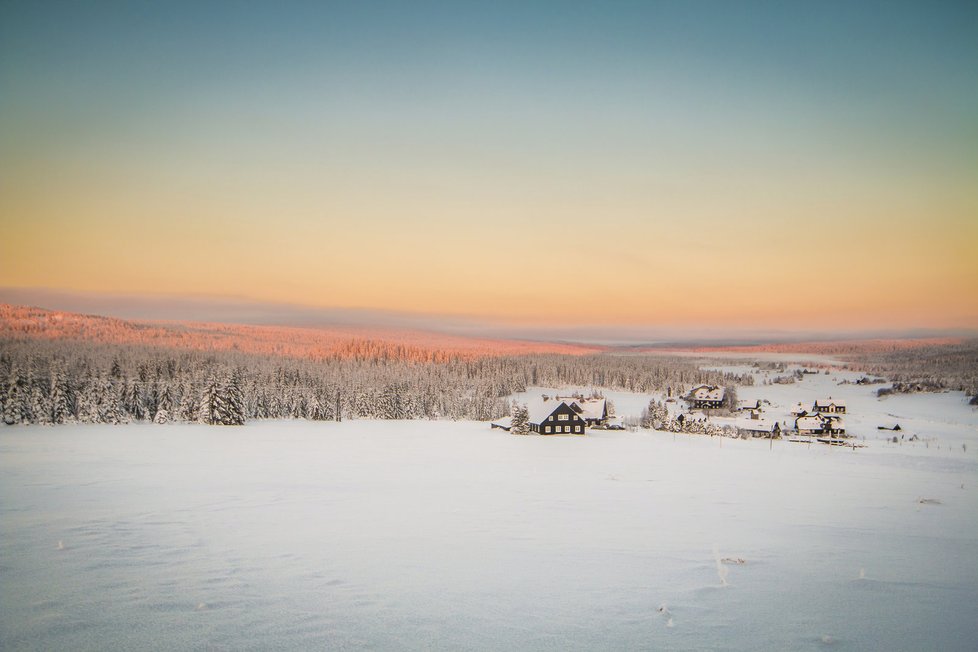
[2,287,975,347]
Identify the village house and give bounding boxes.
[790,402,810,417]
[528,398,587,435]
[821,415,846,436]
[686,385,725,409]
[795,415,824,435]
[561,396,609,427]
[736,399,763,418]
[736,416,782,438]
[491,396,596,434]
[795,414,847,436]
[812,398,846,414]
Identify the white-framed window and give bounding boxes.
[558,414,569,421]
[545,426,551,433]
[574,426,581,433]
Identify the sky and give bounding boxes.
[1,1,976,335]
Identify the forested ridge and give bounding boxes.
[0,338,749,426]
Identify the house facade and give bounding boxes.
[795,414,847,436]
[528,399,586,435]
[813,399,846,414]
[736,417,781,438]
[686,385,725,409]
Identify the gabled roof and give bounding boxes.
[526,398,579,425]
[690,385,725,402]
[813,398,846,408]
[737,399,761,410]
[736,416,779,432]
[576,398,607,421]
[795,415,825,429]
[552,396,606,421]
[795,414,846,430]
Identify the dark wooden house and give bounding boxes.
[528,399,586,435]
[813,399,846,414]
[686,385,725,409]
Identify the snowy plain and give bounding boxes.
[2,373,977,651]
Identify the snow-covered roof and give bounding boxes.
[526,398,577,425]
[690,385,725,402]
[796,415,846,430]
[813,398,846,408]
[736,417,779,432]
[790,402,810,414]
[795,415,824,430]
[575,398,607,421]
[737,399,761,411]
[491,416,512,429]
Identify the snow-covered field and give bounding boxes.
[2,387,977,650]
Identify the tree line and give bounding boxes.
[0,338,750,426]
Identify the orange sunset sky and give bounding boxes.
[1,2,976,334]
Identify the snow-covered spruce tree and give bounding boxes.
[153,405,169,424]
[123,379,145,421]
[3,365,25,425]
[510,402,530,435]
[77,376,101,423]
[50,365,72,424]
[223,373,246,425]
[199,376,224,425]
[103,379,125,424]
[178,382,198,422]
[378,383,404,419]
[722,385,738,412]
[155,383,174,424]
[641,399,669,430]
[29,382,48,425]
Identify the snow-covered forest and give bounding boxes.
[850,340,978,399]
[0,339,751,426]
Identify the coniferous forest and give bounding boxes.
[0,338,751,426]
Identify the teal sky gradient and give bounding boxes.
[1,1,976,329]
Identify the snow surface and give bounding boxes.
[2,411,977,651]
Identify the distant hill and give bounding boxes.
[0,304,601,362]
[641,338,968,356]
